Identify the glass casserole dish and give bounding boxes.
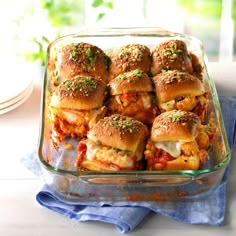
[38,27,230,202]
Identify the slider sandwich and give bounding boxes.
[107,69,158,125]
[151,39,193,76]
[49,76,107,142]
[144,110,210,170]
[153,70,208,121]
[51,42,110,84]
[76,114,148,171]
[109,44,151,80]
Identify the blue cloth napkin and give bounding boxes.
[27,96,236,234]
[36,185,150,233]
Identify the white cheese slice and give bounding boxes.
[155,141,183,158]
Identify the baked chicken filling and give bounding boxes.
[144,131,210,170]
[49,106,107,141]
[76,139,145,171]
[108,92,158,125]
[159,93,208,121]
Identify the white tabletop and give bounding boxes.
[0,62,236,236]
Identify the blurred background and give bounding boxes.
[0,0,235,69]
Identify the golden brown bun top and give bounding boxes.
[151,39,193,76]
[151,110,200,142]
[109,44,151,80]
[153,70,205,103]
[57,42,109,81]
[109,69,153,95]
[88,114,148,152]
[50,76,106,110]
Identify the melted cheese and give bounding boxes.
[88,107,106,127]
[160,100,175,111]
[53,107,104,125]
[61,110,79,123]
[115,96,122,105]
[83,139,135,169]
[155,141,183,158]
[141,93,152,109]
[84,140,98,160]
[198,94,207,106]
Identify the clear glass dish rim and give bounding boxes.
[37,27,231,179]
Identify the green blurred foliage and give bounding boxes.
[177,0,236,28]
[91,0,113,21]
[92,0,113,9]
[178,0,222,17]
[24,36,50,66]
[40,0,84,27]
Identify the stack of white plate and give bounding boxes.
[0,58,34,115]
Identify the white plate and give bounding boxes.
[0,79,33,115]
[0,58,34,104]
